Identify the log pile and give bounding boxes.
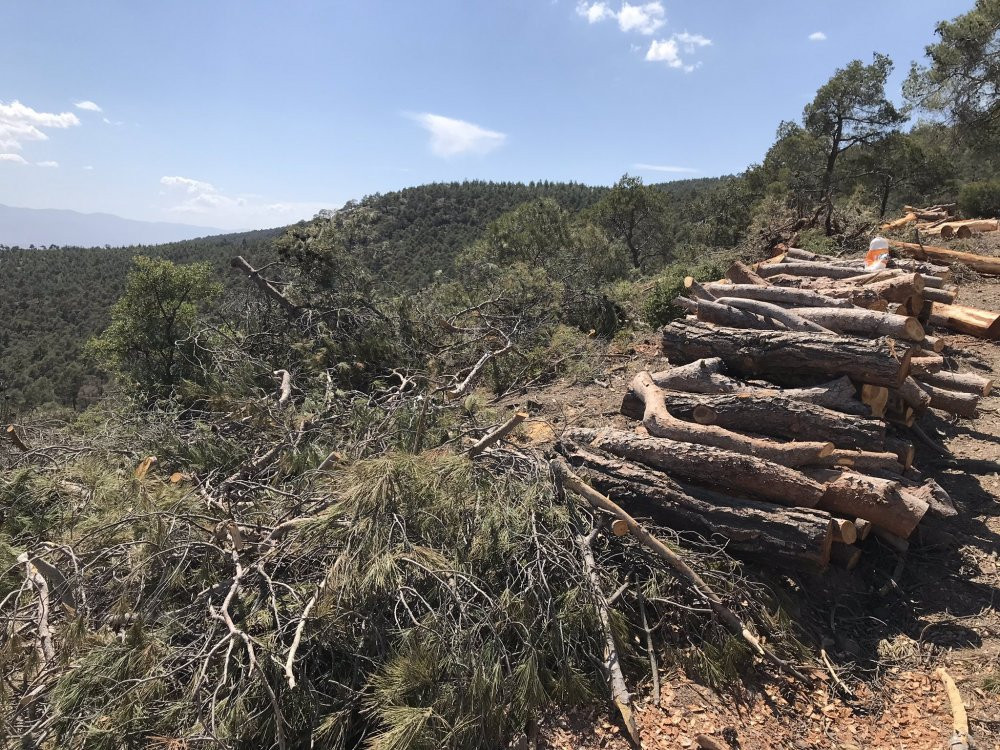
[880,203,1000,241]
[561,247,997,571]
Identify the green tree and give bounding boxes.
[905,0,1000,147]
[589,174,670,270]
[88,256,220,399]
[851,131,951,217]
[803,54,905,233]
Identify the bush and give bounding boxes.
[642,258,727,328]
[959,180,1000,218]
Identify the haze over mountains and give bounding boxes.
[0,203,228,247]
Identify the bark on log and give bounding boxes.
[692,299,776,330]
[649,363,870,416]
[621,390,886,452]
[563,445,834,568]
[916,369,992,396]
[884,436,915,472]
[824,449,904,475]
[703,283,855,309]
[788,307,925,342]
[890,239,1000,275]
[684,276,716,301]
[628,372,834,467]
[920,382,979,417]
[725,260,770,286]
[896,376,933,411]
[758,261,869,280]
[911,355,944,376]
[567,427,826,508]
[922,286,959,304]
[789,274,924,307]
[660,321,913,388]
[5,425,29,452]
[713,297,833,333]
[803,468,929,538]
[928,302,1000,339]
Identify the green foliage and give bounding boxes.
[589,174,671,270]
[906,0,1000,148]
[86,256,221,399]
[959,179,1000,217]
[641,256,728,328]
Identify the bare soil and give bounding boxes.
[502,277,1000,750]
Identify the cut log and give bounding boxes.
[920,382,979,417]
[939,219,999,240]
[648,358,733,393]
[922,286,959,304]
[628,372,834,467]
[788,307,924,341]
[5,425,29,452]
[825,449,904,475]
[725,260,771,286]
[803,468,929,538]
[563,445,834,568]
[713,297,833,333]
[684,276,716,301]
[567,427,827,509]
[692,299,775,330]
[928,302,1000,339]
[896,376,933,412]
[854,518,873,541]
[883,436,915,471]
[890,239,1000,275]
[831,519,858,545]
[922,335,945,353]
[881,212,918,231]
[660,321,913,388]
[916,369,992,397]
[911,355,944,376]
[783,247,823,261]
[798,274,925,307]
[758,261,870,280]
[621,390,886,452]
[703,283,855,309]
[830,543,862,570]
[860,385,889,419]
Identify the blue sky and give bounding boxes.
[0,1,966,231]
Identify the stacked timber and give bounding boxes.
[880,204,999,240]
[561,247,996,572]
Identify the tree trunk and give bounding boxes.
[713,297,833,332]
[703,283,855,309]
[915,369,992,397]
[758,261,873,281]
[803,468,929,538]
[691,299,776,330]
[563,445,834,568]
[621,389,886,452]
[660,321,913,388]
[567,427,827,509]
[788,307,925,342]
[628,372,834,467]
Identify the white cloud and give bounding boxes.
[102,116,124,126]
[808,31,827,41]
[83,165,94,171]
[576,1,612,23]
[409,113,506,157]
[74,100,103,112]
[160,174,331,229]
[577,1,664,34]
[645,31,711,71]
[0,100,80,151]
[0,153,29,164]
[36,160,59,168]
[617,2,664,34]
[633,163,699,173]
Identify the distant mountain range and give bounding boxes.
[0,204,228,248]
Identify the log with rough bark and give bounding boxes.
[896,376,933,412]
[824,449,904,475]
[920,382,979,417]
[758,261,870,281]
[628,372,835,467]
[938,219,999,240]
[713,297,833,333]
[683,276,717,301]
[660,321,914,388]
[916,369,993,396]
[649,362,871,416]
[562,445,834,568]
[922,286,959,304]
[620,389,886,452]
[690,299,775,330]
[725,260,770,286]
[803,468,929,538]
[567,427,827,509]
[890,239,1000,275]
[928,302,1000,339]
[703,282,855,309]
[884,436,916,471]
[911,354,945,375]
[787,307,925,341]
[783,273,925,307]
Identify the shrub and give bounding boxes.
[959,180,1000,218]
[642,258,727,328]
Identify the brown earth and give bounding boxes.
[501,274,1000,750]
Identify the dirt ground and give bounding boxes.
[502,274,1000,750]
